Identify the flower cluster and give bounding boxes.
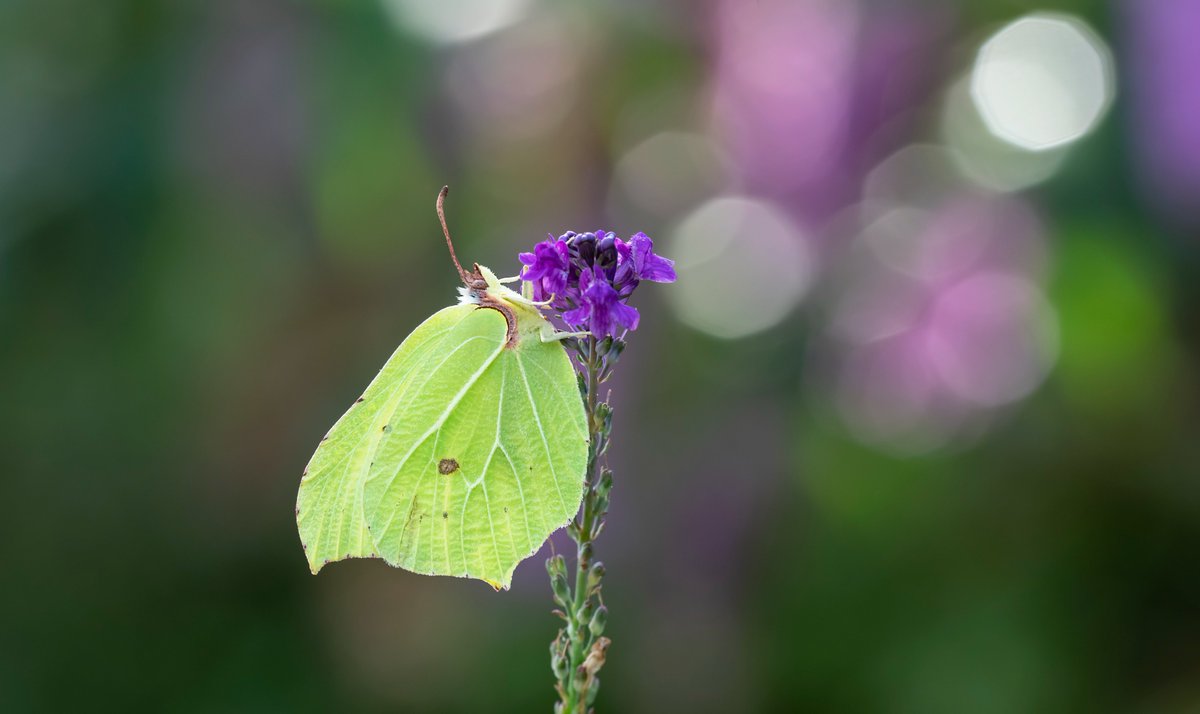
[520,229,673,712]
[518,230,676,338]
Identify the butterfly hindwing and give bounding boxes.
[297,303,589,590]
[296,304,480,572]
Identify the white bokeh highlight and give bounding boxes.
[970,14,1115,151]
[444,15,584,141]
[610,132,729,219]
[382,0,531,45]
[667,197,814,340]
[942,76,1067,192]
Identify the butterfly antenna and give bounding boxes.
[437,186,481,287]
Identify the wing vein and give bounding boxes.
[304,312,470,564]
[499,444,534,549]
[373,334,504,548]
[515,352,570,513]
[480,481,504,578]
[492,362,519,560]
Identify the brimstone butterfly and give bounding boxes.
[296,188,589,590]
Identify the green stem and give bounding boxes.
[562,337,603,713]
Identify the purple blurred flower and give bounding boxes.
[519,237,570,301]
[1126,0,1200,226]
[563,268,641,338]
[519,229,673,338]
[709,0,950,224]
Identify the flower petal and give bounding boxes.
[630,233,676,282]
[611,301,640,332]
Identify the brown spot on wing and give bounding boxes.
[438,458,459,475]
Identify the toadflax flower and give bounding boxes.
[519,229,675,338]
[615,231,677,295]
[518,237,571,302]
[564,267,641,338]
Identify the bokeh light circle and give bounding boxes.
[381,0,531,45]
[610,131,728,219]
[926,272,1059,407]
[863,144,962,211]
[826,188,1055,454]
[942,76,1067,192]
[667,196,814,339]
[444,15,583,141]
[970,14,1115,151]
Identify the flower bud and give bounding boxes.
[546,554,566,579]
[587,561,605,591]
[571,232,597,266]
[547,555,570,604]
[551,651,569,680]
[596,469,613,498]
[551,576,571,605]
[580,597,596,618]
[589,605,608,637]
[596,234,618,278]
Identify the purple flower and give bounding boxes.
[563,268,641,338]
[519,238,570,301]
[519,228,673,339]
[615,232,676,289]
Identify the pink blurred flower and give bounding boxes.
[831,193,1057,452]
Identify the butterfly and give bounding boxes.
[296,187,589,590]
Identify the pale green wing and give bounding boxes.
[296,304,480,573]
[361,307,588,589]
[297,302,589,589]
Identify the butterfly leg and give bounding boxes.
[510,280,556,308]
[508,282,556,308]
[539,323,590,343]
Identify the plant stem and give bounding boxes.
[552,336,611,713]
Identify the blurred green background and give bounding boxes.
[3,0,1199,711]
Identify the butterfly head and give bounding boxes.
[458,264,541,312]
[438,186,546,317]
